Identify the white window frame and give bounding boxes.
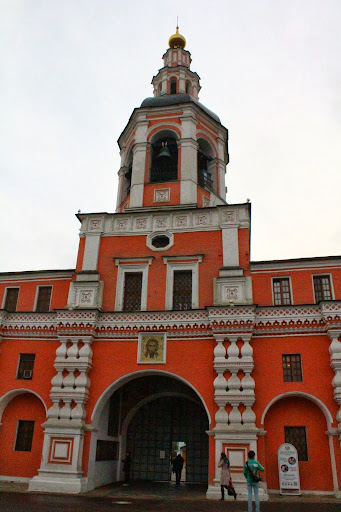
[2,286,20,311]
[163,255,203,310]
[271,276,293,306]
[312,273,334,303]
[34,285,53,312]
[115,257,153,312]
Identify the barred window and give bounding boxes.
[17,354,35,380]
[123,272,143,311]
[15,420,35,451]
[36,286,52,312]
[284,426,308,461]
[282,354,302,382]
[313,275,332,302]
[273,278,291,305]
[4,288,19,312]
[173,270,192,311]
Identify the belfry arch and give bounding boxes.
[88,371,210,489]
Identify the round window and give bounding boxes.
[151,235,170,248]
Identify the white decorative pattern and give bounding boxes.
[154,189,170,203]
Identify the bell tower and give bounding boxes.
[116,27,229,212]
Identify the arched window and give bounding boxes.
[197,139,215,191]
[150,136,178,183]
[158,83,162,96]
[185,81,191,94]
[170,79,177,95]
[122,150,133,200]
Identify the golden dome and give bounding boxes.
[169,26,186,49]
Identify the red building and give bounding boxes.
[0,28,340,499]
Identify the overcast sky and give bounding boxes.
[1,0,340,272]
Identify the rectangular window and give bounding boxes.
[282,354,302,382]
[123,272,143,311]
[15,420,35,451]
[273,278,292,305]
[17,354,35,380]
[284,426,308,461]
[36,286,52,312]
[313,275,332,302]
[4,288,19,312]
[173,270,192,311]
[96,440,119,461]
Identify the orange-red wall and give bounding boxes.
[98,230,224,311]
[252,267,341,306]
[0,278,72,312]
[0,393,46,478]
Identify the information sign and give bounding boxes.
[278,443,301,495]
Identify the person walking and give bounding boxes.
[218,452,237,500]
[172,453,184,485]
[122,452,132,485]
[243,450,264,512]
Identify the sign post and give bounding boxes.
[278,443,301,496]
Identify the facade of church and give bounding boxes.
[0,29,341,499]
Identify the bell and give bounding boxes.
[157,142,171,159]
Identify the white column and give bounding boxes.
[29,335,94,494]
[222,226,239,267]
[328,330,341,433]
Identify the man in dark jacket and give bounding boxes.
[172,453,184,485]
[122,452,132,485]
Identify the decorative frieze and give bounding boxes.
[78,204,250,237]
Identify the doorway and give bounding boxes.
[126,395,208,482]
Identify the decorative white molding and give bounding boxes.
[77,204,250,237]
[67,281,103,310]
[146,231,174,252]
[154,188,170,203]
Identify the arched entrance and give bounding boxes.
[263,393,336,493]
[89,371,210,489]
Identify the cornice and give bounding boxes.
[1,303,340,339]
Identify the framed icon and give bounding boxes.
[138,332,166,364]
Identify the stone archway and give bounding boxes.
[88,371,210,489]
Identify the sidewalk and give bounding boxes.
[0,480,339,504]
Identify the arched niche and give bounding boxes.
[0,388,47,423]
[149,129,179,183]
[122,147,133,201]
[197,137,216,193]
[261,392,337,493]
[169,78,177,94]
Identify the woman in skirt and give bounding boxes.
[218,452,237,501]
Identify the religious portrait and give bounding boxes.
[138,333,166,364]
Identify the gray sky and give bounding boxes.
[1,0,340,272]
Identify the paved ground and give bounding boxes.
[0,481,340,512]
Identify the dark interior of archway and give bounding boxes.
[107,375,208,483]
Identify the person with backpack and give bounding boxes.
[243,450,264,512]
[218,452,237,500]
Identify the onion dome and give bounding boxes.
[169,26,186,49]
